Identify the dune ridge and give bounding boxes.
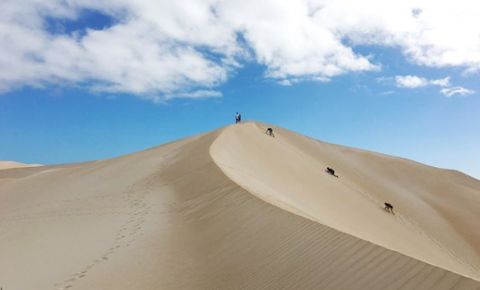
[211,122,480,281]
[0,160,42,170]
[0,122,479,289]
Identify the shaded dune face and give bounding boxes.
[211,122,480,281]
[0,123,479,289]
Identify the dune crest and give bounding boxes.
[211,122,480,281]
[0,161,42,170]
[0,123,479,289]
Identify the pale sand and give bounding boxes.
[211,122,480,281]
[0,161,42,170]
[0,122,479,289]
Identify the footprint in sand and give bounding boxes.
[54,188,150,290]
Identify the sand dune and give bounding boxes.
[0,122,479,289]
[211,122,480,281]
[0,160,41,170]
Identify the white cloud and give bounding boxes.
[394,75,473,97]
[395,75,429,88]
[278,76,330,86]
[320,0,480,69]
[2,0,480,101]
[430,76,451,87]
[395,75,450,88]
[0,0,233,101]
[440,86,475,97]
[171,90,223,99]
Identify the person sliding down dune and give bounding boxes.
[265,127,275,137]
[325,167,338,177]
[384,202,394,214]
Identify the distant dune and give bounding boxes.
[0,122,479,290]
[0,161,41,170]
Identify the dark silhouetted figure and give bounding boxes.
[384,202,394,214]
[266,127,275,137]
[325,167,338,177]
[235,112,241,124]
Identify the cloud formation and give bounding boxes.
[395,75,429,88]
[440,87,475,97]
[1,0,480,101]
[394,75,474,97]
[395,75,450,88]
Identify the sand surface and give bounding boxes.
[1,122,479,289]
[0,161,41,170]
[211,122,480,281]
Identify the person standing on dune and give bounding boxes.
[235,112,241,124]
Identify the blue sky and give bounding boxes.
[1,1,479,178]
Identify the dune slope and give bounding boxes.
[0,123,479,289]
[0,160,41,170]
[211,122,480,281]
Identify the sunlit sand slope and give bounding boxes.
[0,161,41,170]
[211,122,480,281]
[0,124,479,289]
